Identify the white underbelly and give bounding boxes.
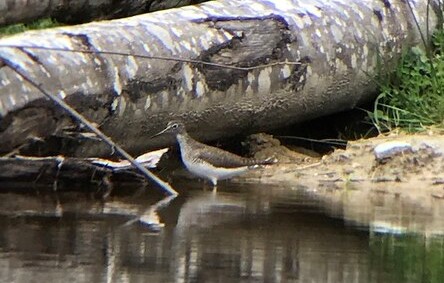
[182,157,249,182]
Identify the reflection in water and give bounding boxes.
[369,234,444,283]
[0,183,442,282]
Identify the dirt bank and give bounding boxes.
[242,133,444,235]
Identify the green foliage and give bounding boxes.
[369,234,444,283]
[369,0,444,133]
[370,30,444,132]
[0,18,60,37]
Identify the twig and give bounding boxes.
[276,136,348,147]
[1,57,178,196]
[0,45,303,71]
[121,193,177,228]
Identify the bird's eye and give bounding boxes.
[172,123,178,129]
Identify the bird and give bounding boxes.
[152,120,276,188]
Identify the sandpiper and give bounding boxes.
[152,120,276,187]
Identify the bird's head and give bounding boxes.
[151,120,186,138]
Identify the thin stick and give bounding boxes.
[0,45,302,71]
[1,57,178,196]
[276,136,348,147]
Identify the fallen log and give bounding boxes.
[0,155,112,187]
[0,0,439,159]
[0,0,208,26]
[0,148,168,189]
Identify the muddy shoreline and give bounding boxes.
[241,133,444,235]
[2,132,444,235]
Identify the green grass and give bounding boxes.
[0,18,60,37]
[370,30,444,132]
[369,1,444,133]
[369,234,444,283]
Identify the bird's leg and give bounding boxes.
[202,179,209,192]
[211,179,218,193]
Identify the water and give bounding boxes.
[0,182,443,283]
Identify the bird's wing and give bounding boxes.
[195,147,257,168]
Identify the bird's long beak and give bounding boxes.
[150,127,169,138]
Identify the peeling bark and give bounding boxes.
[0,0,439,158]
[0,156,111,185]
[0,155,168,187]
[0,0,208,26]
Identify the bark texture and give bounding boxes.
[0,156,111,185]
[0,0,439,157]
[0,154,167,187]
[0,0,208,25]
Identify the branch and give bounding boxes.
[1,57,178,196]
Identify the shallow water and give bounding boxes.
[0,181,443,283]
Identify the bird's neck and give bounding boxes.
[176,132,192,149]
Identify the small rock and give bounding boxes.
[351,162,362,168]
[374,141,413,161]
[431,192,444,199]
[431,178,444,185]
[335,152,350,162]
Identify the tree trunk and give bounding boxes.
[0,0,439,157]
[0,0,208,26]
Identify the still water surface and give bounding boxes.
[0,181,443,283]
